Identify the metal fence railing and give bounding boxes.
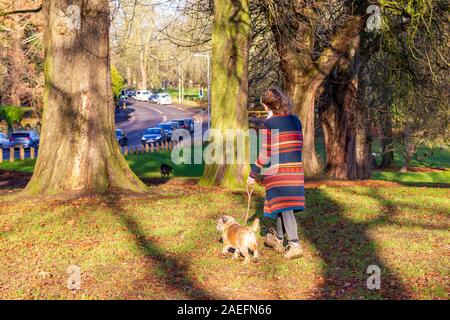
[248,110,268,117]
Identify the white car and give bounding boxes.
[135,90,152,102]
[157,93,172,105]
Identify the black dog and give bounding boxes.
[160,164,173,177]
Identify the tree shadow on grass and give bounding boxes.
[242,188,411,299]
[301,188,412,299]
[103,194,216,300]
[345,188,450,232]
[140,177,172,186]
[0,169,31,190]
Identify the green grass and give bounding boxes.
[0,149,204,178]
[166,88,207,100]
[0,158,36,172]
[372,171,450,185]
[127,150,204,178]
[1,144,449,187]
[0,182,448,299]
[371,140,450,169]
[0,143,448,299]
[3,143,448,186]
[314,136,449,170]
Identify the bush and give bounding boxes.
[0,105,25,126]
[111,66,124,100]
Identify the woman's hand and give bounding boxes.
[247,176,256,185]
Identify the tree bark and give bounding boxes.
[354,61,372,179]
[24,0,147,194]
[319,44,372,180]
[379,111,395,168]
[2,19,25,106]
[200,0,250,187]
[126,66,132,88]
[139,49,147,90]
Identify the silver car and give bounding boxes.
[0,132,9,149]
[9,131,40,149]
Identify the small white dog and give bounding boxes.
[216,216,260,264]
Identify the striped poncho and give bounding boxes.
[250,114,305,220]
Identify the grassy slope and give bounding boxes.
[166,88,206,100]
[0,182,448,299]
[372,171,450,184]
[371,140,450,169]
[0,146,448,299]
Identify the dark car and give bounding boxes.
[127,91,136,99]
[156,122,179,140]
[115,129,128,146]
[141,128,167,146]
[149,94,159,104]
[172,119,189,131]
[174,118,194,133]
[9,131,40,149]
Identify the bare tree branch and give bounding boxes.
[0,4,42,17]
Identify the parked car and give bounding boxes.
[156,93,172,105]
[135,90,152,102]
[9,131,40,149]
[119,90,128,100]
[156,122,179,140]
[173,118,194,133]
[184,118,195,133]
[0,132,9,149]
[149,94,159,104]
[127,91,136,99]
[115,129,128,146]
[141,128,167,145]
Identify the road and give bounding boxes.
[116,100,204,146]
[0,100,202,161]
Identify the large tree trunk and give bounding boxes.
[354,61,372,179]
[319,81,353,179]
[319,43,372,180]
[139,49,147,90]
[126,66,132,88]
[200,0,250,187]
[270,1,364,177]
[25,0,146,194]
[379,111,395,168]
[284,79,323,177]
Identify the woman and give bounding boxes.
[247,88,305,259]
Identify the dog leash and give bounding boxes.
[244,183,255,226]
